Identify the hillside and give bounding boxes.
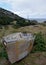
[0,8,46,65]
[0,8,26,25]
[0,8,38,26]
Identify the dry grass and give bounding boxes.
[17,25,46,34]
[0,25,46,36]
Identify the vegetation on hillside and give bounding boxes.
[12,20,38,29]
[0,16,14,25]
[0,8,38,28]
[0,8,26,25]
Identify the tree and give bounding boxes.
[30,20,38,25]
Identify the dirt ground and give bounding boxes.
[0,52,46,65]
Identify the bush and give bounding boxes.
[15,20,38,28]
[0,25,2,29]
[30,20,38,25]
[0,43,8,59]
[32,32,46,52]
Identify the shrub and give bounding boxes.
[0,43,8,59]
[0,25,2,29]
[32,32,46,52]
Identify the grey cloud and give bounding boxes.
[0,0,46,18]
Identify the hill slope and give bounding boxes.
[0,8,25,25]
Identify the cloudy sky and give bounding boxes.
[0,0,46,18]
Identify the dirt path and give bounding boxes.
[0,52,46,65]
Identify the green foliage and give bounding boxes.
[0,43,8,59]
[0,8,38,27]
[0,25,2,29]
[32,32,46,52]
[0,48,8,59]
[15,20,38,28]
[0,15,14,25]
[30,20,38,25]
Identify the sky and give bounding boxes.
[0,0,46,18]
